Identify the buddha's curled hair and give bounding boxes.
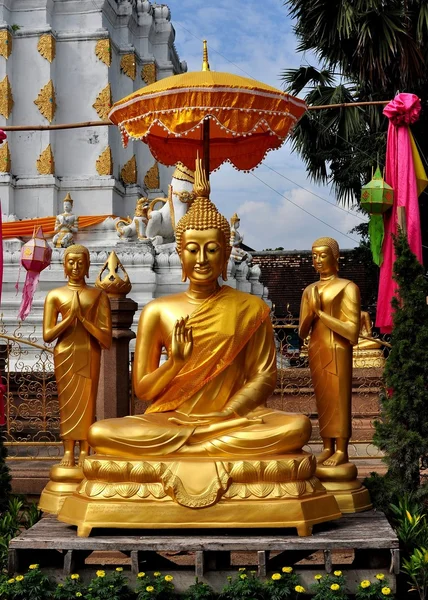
[312,237,340,260]
[63,244,90,263]
[175,156,230,254]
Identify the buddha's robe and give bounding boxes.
[89,286,311,458]
[53,289,111,440]
[300,278,360,439]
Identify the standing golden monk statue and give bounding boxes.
[299,238,371,512]
[57,160,341,537]
[43,245,112,467]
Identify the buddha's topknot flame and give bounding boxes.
[176,156,230,254]
[312,237,340,260]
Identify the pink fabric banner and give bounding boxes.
[375,93,423,333]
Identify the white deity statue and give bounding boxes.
[116,198,150,241]
[52,193,78,248]
[230,213,251,263]
[145,163,195,245]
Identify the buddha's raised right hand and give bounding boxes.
[171,316,193,367]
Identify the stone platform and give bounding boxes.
[8,511,399,593]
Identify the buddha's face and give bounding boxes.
[181,228,226,284]
[312,245,338,276]
[64,252,89,282]
[64,201,72,213]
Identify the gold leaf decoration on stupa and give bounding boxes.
[95,38,111,66]
[96,146,113,176]
[0,30,12,59]
[0,76,13,118]
[121,155,137,185]
[95,251,132,298]
[141,62,156,85]
[92,83,112,120]
[0,142,11,172]
[144,161,159,190]
[36,144,55,175]
[34,80,56,122]
[120,53,136,80]
[37,34,56,62]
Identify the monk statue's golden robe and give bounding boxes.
[89,286,310,457]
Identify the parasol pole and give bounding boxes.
[202,40,211,182]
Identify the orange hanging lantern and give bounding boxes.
[17,226,52,321]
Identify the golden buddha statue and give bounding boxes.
[299,238,371,512]
[57,160,341,536]
[39,245,112,514]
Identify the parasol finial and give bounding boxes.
[202,40,210,72]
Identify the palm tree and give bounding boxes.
[283,0,428,213]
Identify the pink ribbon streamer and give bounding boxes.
[375,93,423,333]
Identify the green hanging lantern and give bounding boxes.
[360,166,394,266]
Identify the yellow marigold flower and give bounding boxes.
[361,580,371,588]
[15,575,24,582]
[138,572,146,578]
[7,579,15,584]
[116,567,123,572]
[76,594,82,598]
[96,570,106,578]
[271,573,281,580]
[29,564,39,570]
[376,573,385,580]
[250,570,257,575]
[331,583,340,591]
[382,587,391,596]
[165,575,173,582]
[238,568,246,572]
[154,572,161,577]
[282,566,293,573]
[295,585,305,593]
[71,574,80,580]
[240,574,247,579]
[334,570,342,576]
[146,586,155,592]
[58,584,63,588]
[314,574,322,580]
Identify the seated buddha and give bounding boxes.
[58,159,341,536]
[89,165,310,458]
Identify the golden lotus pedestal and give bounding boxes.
[58,453,342,537]
[316,463,372,514]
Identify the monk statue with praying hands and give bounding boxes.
[57,158,341,537]
[299,238,372,513]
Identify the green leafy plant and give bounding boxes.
[0,564,54,600]
[183,578,217,600]
[311,571,348,600]
[86,567,133,600]
[355,574,394,599]
[53,572,86,599]
[389,495,428,555]
[266,567,302,600]
[135,571,176,600]
[220,568,267,600]
[402,547,428,600]
[0,429,11,513]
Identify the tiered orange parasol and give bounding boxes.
[109,42,306,175]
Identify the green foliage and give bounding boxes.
[283,0,428,209]
[220,568,267,600]
[0,497,43,570]
[183,578,217,600]
[402,546,428,600]
[86,568,133,600]
[373,231,428,495]
[311,572,348,600]
[52,573,86,599]
[354,574,394,599]
[389,495,428,555]
[135,571,175,600]
[265,567,301,600]
[0,564,54,600]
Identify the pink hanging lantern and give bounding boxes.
[17,226,52,321]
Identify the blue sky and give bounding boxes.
[165,0,366,251]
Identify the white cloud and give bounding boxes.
[163,0,363,249]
